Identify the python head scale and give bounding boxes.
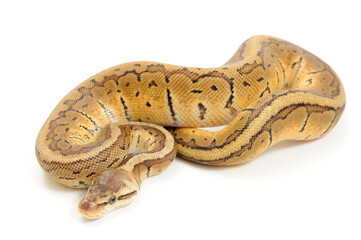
[78,169,139,219]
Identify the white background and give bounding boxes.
[1,1,360,239]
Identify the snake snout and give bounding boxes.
[78,198,100,219]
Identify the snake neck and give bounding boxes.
[122,123,177,185]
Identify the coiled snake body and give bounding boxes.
[36,36,345,219]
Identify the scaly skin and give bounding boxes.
[36,35,345,218]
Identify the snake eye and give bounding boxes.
[108,195,117,205]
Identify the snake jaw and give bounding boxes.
[78,199,106,219]
[78,192,109,219]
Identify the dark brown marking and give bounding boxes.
[80,125,95,137]
[291,57,303,69]
[225,80,236,114]
[59,177,76,180]
[198,103,207,120]
[97,100,116,121]
[237,61,262,76]
[260,82,271,98]
[120,97,131,121]
[166,89,177,122]
[192,70,232,84]
[86,172,96,178]
[118,190,137,201]
[71,109,100,129]
[149,80,158,88]
[307,68,327,75]
[107,158,120,168]
[191,90,203,93]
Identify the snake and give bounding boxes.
[36,35,345,219]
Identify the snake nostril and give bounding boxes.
[86,195,96,202]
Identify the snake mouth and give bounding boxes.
[78,199,107,219]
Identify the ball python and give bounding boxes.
[36,35,345,219]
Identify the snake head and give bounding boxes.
[78,169,139,219]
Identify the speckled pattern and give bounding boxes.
[36,35,345,218]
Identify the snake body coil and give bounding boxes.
[36,36,345,219]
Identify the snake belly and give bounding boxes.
[36,35,345,188]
